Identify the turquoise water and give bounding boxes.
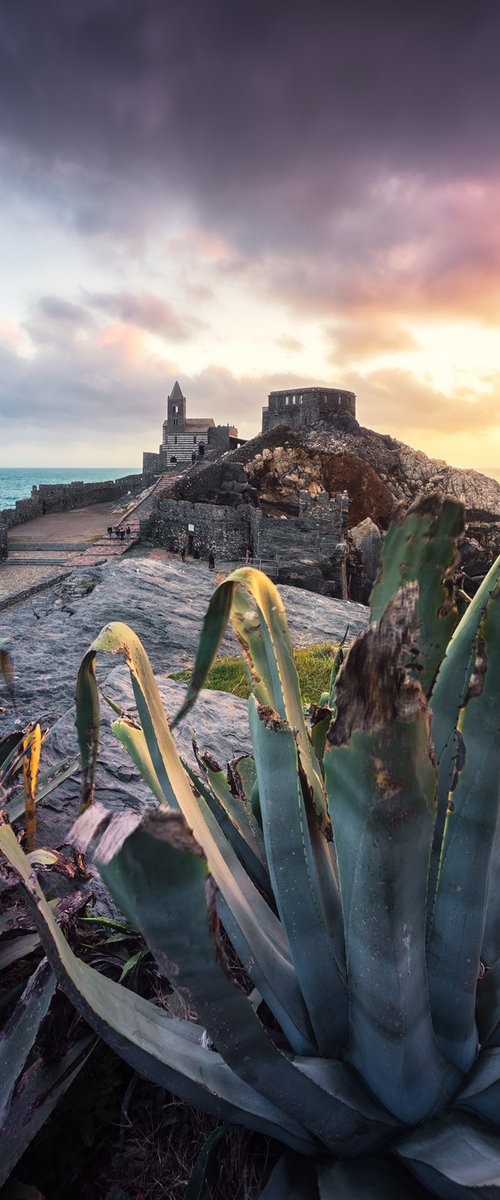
[0,467,141,510]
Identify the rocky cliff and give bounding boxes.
[229,414,500,595]
[146,413,499,599]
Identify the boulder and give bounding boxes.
[350,518,383,588]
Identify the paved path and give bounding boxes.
[0,501,138,602]
[0,474,176,603]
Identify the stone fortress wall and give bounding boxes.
[262,386,356,434]
[0,473,143,562]
[150,458,349,596]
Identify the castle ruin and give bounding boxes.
[262,386,356,434]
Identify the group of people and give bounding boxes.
[107,525,131,541]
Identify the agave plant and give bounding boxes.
[0,701,88,1185]
[1,495,500,1197]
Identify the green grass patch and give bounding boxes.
[170,642,337,705]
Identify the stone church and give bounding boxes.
[143,381,241,478]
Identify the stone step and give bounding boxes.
[8,541,94,551]
[6,556,72,567]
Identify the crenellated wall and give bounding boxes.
[151,482,349,597]
[262,386,356,434]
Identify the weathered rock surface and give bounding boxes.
[349,518,383,601]
[0,553,368,736]
[229,419,499,586]
[220,415,499,516]
[0,553,367,894]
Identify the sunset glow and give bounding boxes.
[0,2,499,474]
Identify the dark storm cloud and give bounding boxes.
[1,0,500,250]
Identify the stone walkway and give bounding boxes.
[0,475,172,604]
[0,504,140,603]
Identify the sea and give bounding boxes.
[0,467,142,510]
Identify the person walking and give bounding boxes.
[181,546,185,562]
[208,551,215,570]
[126,525,131,539]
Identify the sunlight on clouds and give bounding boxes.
[98,322,156,364]
[0,317,33,358]
[404,321,500,395]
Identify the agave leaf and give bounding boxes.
[171,568,329,835]
[111,717,166,805]
[0,958,55,1122]
[309,707,331,769]
[23,722,41,852]
[0,819,316,1154]
[6,757,79,824]
[201,754,265,864]
[0,730,26,775]
[0,1036,95,1188]
[324,589,461,1124]
[183,761,270,899]
[228,753,257,807]
[317,1155,430,1198]
[427,555,500,928]
[325,631,348,715]
[259,1153,319,1199]
[0,642,15,709]
[0,725,37,785]
[248,697,348,1056]
[93,807,394,1156]
[369,495,464,696]
[0,932,41,971]
[293,1058,397,1127]
[476,961,500,1046]
[184,1125,227,1200]
[215,896,316,1056]
[402,1162,497,1199]
[455,1038,500,1126]
[427,582,500,1071]
[75,622,314,1052]
[396,1113,500,1188]
[75,648,100,809]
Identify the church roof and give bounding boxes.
[186,417,216,432]
[169,380,185,401]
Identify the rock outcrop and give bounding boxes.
[0,554,368,736]
[227,416,499,596]
[0,553,368,867]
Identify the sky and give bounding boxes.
[0,0,499,474]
